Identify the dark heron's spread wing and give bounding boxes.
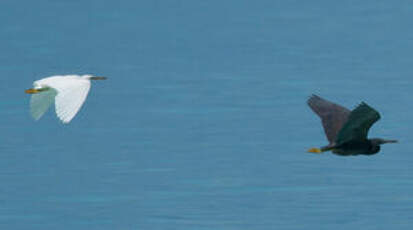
[335,102,380,145]
[307,95,351,144]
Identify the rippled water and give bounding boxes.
[1,1,413,229]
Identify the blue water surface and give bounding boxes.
[1,0,413,229]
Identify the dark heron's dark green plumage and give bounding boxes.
[307,95,397,156]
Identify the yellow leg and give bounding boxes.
[25,88,48,94]
[307,148,322,153]
[25,88,40,94]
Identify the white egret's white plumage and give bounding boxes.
[26,74,106,123]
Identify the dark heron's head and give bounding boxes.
[366,138,397,155]
[370,138,398,145]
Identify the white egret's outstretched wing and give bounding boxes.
[30,88,58,120]
[52,78,91,123]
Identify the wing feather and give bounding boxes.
[307,95,351,144]
[335,102,380,144]
[52,78,91,123]
[30,88,58,120]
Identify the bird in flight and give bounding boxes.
[25,74,106,124]
[307,95,397,156]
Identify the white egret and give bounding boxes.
[25,74,106,124]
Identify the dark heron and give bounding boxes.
[307,95,397,156]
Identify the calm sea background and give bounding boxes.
[1,1,413,229]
